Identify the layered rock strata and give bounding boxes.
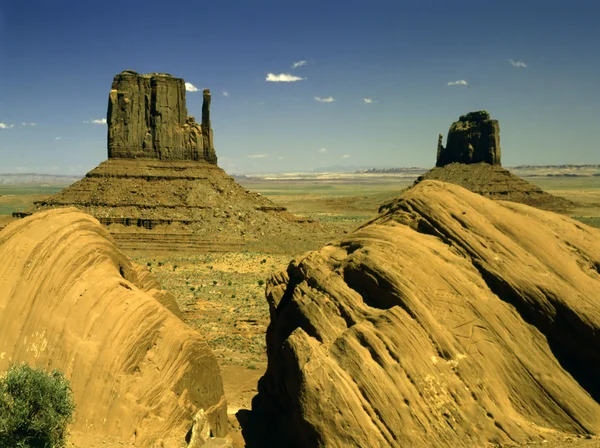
[13,71,336,252]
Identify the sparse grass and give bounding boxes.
[133,251,291,367]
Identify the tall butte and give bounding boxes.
[412,110,574,211]
[15,70,331,252]
[107,70,217,162]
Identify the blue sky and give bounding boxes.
[0,0,598,174]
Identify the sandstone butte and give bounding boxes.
[0,208,229,447]
[417,111,574,212]
[14,71,332,253]
[244,180,600,447]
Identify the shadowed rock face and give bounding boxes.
[246,180,600,448]
[437,111,501,167]
[107,70,217,163]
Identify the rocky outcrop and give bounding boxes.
[413,162,575,212]
[246,180,600,447]
[107,70,217,163]
[0,209,228,446]
[437,110,501,167]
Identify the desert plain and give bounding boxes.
[1,166,600,447]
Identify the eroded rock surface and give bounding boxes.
[0,209,227,446]
[107,70,217,163]
[248,180,600,447]
[437,110,501,167]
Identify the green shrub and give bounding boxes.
[0,362,75,448]
[257,279,265,286]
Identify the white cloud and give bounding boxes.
[247,154,268,159]
[314,96,335,103]
[342,154,351,159]
[21,122,36,127]
[266,73,304,82]
[0,123,14,129]
[277,156,284,160]
[319,148,328,153]
[55,137,62,140]
[89,118,107,124]
[509,59,528,68]
[292,60,307,69]
[447,80,468,86]
[363,98,374,104]
[185,82,199,92]
[222,90,229,97]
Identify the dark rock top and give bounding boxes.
[436,110,500,167]
[107,70,217,163]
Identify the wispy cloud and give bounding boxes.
[0,123,14,129]
[363,98,374,104]
[319,148,328,153]
[247,154,268,159]
[292,60,307,69]
[21,122,36,127]
[342,154,351,159]
[86,118,107,124]
[266,73,304,82]
[55,137,62,140]
[185,82,199,92]
[447,80,468,86]
[509,59,528,68]
[314,96,335,103]
[222,90,229,97]
[278,156,285,160]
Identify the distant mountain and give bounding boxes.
[355,167,428,175]
[0,173,82,186]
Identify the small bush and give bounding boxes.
[213,280,218,286]
[0,362,75,448]
[172,265,178,271]
[227,281,232,286]
[257,279,265,287]
[157,261,164,267]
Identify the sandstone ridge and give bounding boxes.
[246,180,600,447]
[108,70,217,163]
[0,209,228,446]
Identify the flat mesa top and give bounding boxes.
[117,70,177,79]
[458,110,491,122]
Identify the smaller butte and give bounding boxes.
[413,110,574,212]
